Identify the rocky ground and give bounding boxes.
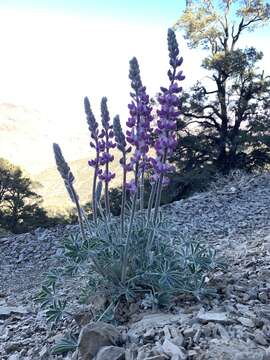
[1,171,270,360]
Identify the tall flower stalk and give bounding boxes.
[52,28,184,285]
[53,143,86,241]
[53,143,108,277]
[84,97,101,224]
[121,57,154,282]
[126,57,153,210]
[120,187,137,282]
[99,97,116,221]
[151,28,185,223]
[113,115,130,236]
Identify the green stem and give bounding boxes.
[97,200,111,243]
[147,182,157,222]
[140,169,145,212]
[121,190,137,283]
[153,174,163,224]
[97,301,116,322]
[92,146,100,225]
[70,186,106,278]
[105,131,111,221]
[70,185,86,241]
[105,176,111,221]
[146,152,167,251]
[145,178,162,252]
[120,153,127,237]
[92,167,98,224]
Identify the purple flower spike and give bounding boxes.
[126,57,154,175]
[152,28,185,183]
[84,97,99,140]
[129,57,143,93]
[98,97,116,186]
[84,97,102,224]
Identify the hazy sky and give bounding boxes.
[0,0,185,20]
[0,0,269,142]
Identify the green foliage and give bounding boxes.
[0,158,69,233]
[175,1,270,50]
[35,284,56,307]
[46,299,67,323]
[37,212,221,324]
[35,277,69,324]
[173,0,270,176]
[51,335,78,355]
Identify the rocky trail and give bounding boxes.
[1,172,270,360]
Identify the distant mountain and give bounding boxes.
[34,152,125,214]
[0,103,53,173]
[0,102,91,174]
[0,102,129,214]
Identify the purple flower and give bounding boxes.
[98,97,115,184]
[84,97,102,223]
[126,58,153,174]
[99,171,115,183]
[84,97,101,170]
[152,29,185,182]
[126,180,137,194]
[88,159,97,167]
[113,115,127,153]
[99,152,114,165]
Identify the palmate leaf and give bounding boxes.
[45,299,67,323]
[63,236,83,262]
[34,284,56,308]
[51,335,78,354]
[44,269,63,286]
[79,286,93,305]
[159,271,180,288]
[63,262,82,276]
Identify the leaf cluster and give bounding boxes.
[36,211,221,324]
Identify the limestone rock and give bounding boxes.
[197,310,231,324]
[254,330,268,346]
[78,322,121,360]
[206,339,265,360]
[7,354,20,360]
[95,346,125,360]
[0,305,28,319]
[162,339,187,360]
[237,317,254,328]
[129,313,186,334]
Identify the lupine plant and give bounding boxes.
[36,29,220,328]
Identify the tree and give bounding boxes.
[173,0,270,174]
[0,158,54,233]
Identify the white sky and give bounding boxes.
[0,8,269,143]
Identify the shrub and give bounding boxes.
[37,29,220,324]
[0,158,66,233]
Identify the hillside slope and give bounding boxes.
[0,172,270,359]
